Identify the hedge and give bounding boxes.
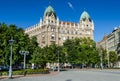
[0,68,49,76]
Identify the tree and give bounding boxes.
[98,45,109,68]
[63,37,99,68]
[102,49,108,66]
[109,51,118,67]
[78,37,99,67]
[0,23,40,67]
[30,47,47,68]
[63,39,78,67]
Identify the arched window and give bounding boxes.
[51,34,55,39]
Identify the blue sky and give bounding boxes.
[0,0,120,42]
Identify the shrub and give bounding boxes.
[24,68,49,74]
[1,71,8,75]
[1,68,49,76]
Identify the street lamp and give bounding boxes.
[19,51,29,69]
[9,37,14,79]
[100,53,103,70]
[57,26,60,72]
[107,53,110,68]
[58,51,60,72]
[98,46,103,70]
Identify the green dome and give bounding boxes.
[44,5,56,18]
[80,11,91,21]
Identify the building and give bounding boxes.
[107,28,120,52]
[25,5,94,47]
[98,27,120,67]
[97,34,108,50]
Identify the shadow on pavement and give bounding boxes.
[66,79,72,81]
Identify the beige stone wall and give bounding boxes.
[25,11,94,47]
[25,20,94,47]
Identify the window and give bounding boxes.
[71,31,73,34]
[51,27,55,32]
[63,37,66,40]
[82,24,85,28]
[80,32,82,35]
[69,31,71,34]
[42,34,45,40]
[58,36,61,40]
[67,36,69,39]
[51,34,55,39]
[65,30,67,34]
[58,30,61,33]
[72,37,74,39]
[76,31,77,34]
[48,20,50,22]
[63,30,65,34]
[67,30,69,34]
[86,31,90,35]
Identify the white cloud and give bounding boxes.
[68,2,74,10]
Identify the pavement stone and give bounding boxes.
[0,69,120,81]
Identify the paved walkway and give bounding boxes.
[0,69,120,81]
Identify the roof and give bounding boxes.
[44,5,56,18]
[80,11,91,21]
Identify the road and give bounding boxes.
[1,69,120,81]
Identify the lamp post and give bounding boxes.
[19,51,29,69]
[107,53,110,68]
[98,46,103,70]
[58,51,60,72]
[57,26,60,72]
[9,37,14,79]
[100,53,103,70]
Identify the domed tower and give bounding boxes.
[79,11,94,39]
[44,5,57,23]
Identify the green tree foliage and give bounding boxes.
[0,23,39,66]
[0,23,103,68]
[102,49,108,65]
[63,37,99,67]
[98,46,109,67]
[109,51,118,64]
[30,47,47,68]
[0,23,22,65]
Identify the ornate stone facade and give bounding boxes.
[98,27,120,67]
[25,5,94,47]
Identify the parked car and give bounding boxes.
[0,66,9,71]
